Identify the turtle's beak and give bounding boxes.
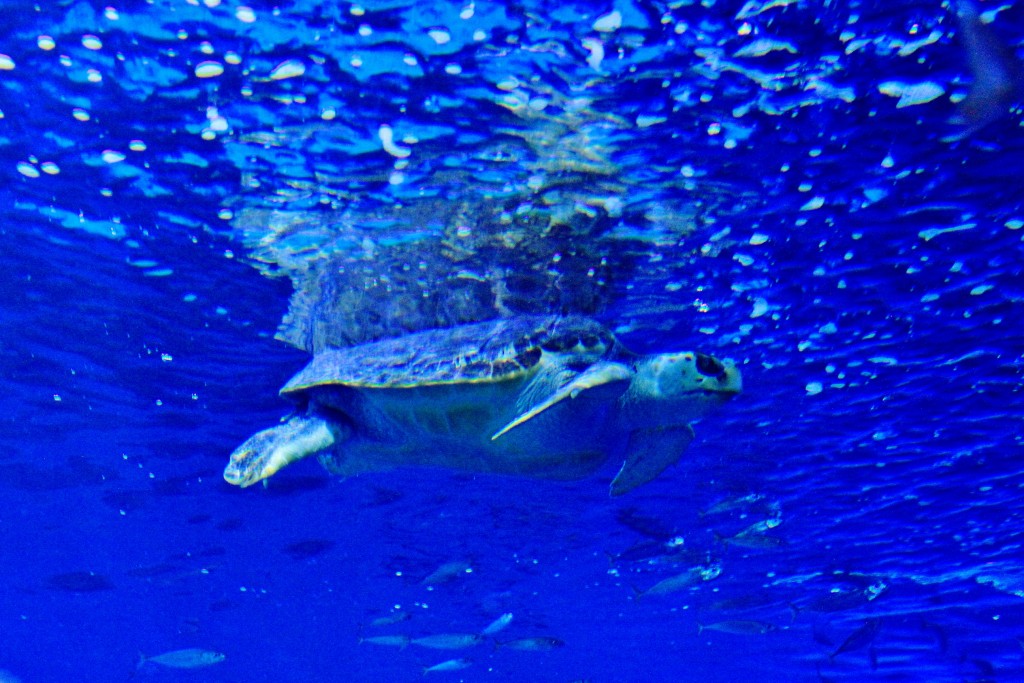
[223,455,251,487]
[718,363,742,396]
[223,446,266,488]
[698,355,741,397]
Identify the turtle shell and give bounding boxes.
[281,315,618,393]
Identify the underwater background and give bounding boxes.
[1,0,1023,681]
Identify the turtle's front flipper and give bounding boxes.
[491,361,632,440]
[224,414,345,488]
[609,424,695,496]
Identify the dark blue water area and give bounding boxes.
[2,0,1024,682]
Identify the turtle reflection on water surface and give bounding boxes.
[224,316,741,496]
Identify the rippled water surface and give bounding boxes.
[1,0,1023,681]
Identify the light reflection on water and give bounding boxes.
[0,0,1023,681]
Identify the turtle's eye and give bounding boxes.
[695,353,725,378]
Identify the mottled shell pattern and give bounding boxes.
[281,315,619,393]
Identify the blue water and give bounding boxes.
[2,0,1023,681]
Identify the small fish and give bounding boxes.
[496,637,565,651]
[719,533,785,550]
[636,565,720,598]
[830,619,881,660]
[714,517,785,550]
[359,635,411,649]
[610,540,675,564]
[421,561,472,585]
[411,633,484,650]
[803,585,883,613]
[137,648,225,670]
[423,658,472,675]
[369,611,412,628]
[734,519,779,537]
[615,507,677,539]
[609,537,697,566]
[481,612,514,636]
[282,538,334,560]
[698,620,776,635]
[47,571,115,593]
[702,493,764,516]
[708,593,779,612]
[636,570,700,597]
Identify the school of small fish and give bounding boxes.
[359,561,567,677]
[605,489,923,679]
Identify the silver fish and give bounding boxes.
[369,611,411,627]
[698,620,776,635]
[637,564,721,598]
[421,561,472,585]
[708,593,778,612]
[481,612,514,636]
[497,637,565,651]
[802,582,887,613]
[137,648,225,669]
[423,658,472,674]
[411,633,484,649]
[830,619,881,659]
[718,519,785,549]
[702,493,765,516]
[359,635,411,648]
[721,533,785,550]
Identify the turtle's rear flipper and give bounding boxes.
[491,361,632,440]
[610,425,695,496]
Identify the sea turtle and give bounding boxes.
[223,315,741,496]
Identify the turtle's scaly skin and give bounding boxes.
[224,316,741,495]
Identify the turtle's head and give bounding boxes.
[223,415,339,488]
[626,351,742,425]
